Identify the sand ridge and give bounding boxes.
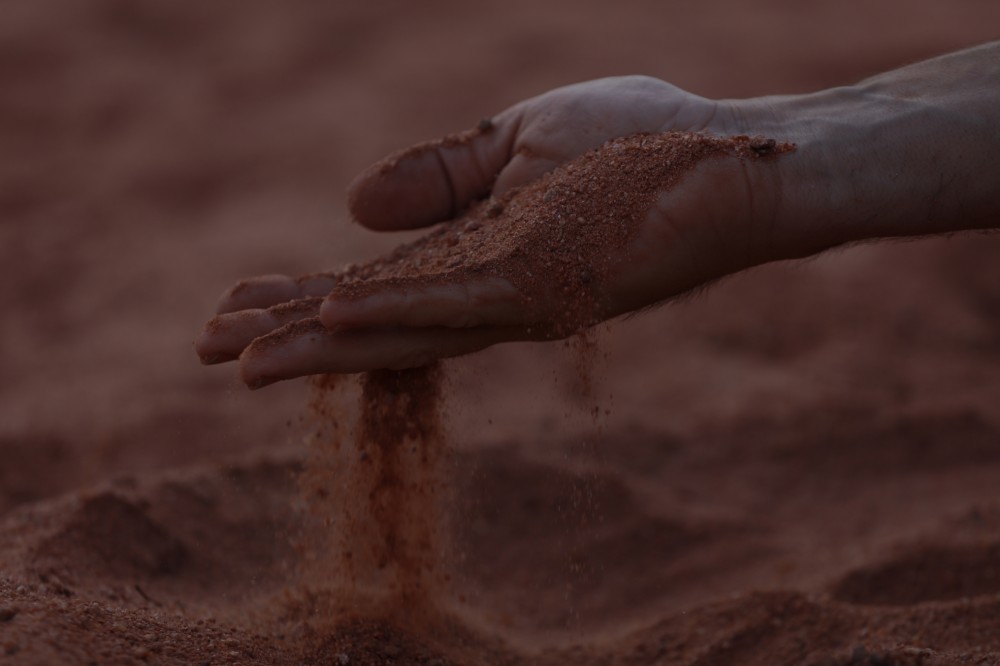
[5,0,1000,664]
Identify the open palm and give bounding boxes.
[196,76,779,387]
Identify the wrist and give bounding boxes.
[721,87,897,261]
[723,81,1000,262]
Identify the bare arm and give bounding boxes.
[732,41,1000,260]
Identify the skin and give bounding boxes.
[195,42,1000,388]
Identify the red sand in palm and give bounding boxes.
[332,131,793,332]
[4,1,1000,664]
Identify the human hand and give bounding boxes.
[195,42,1000,387]
[196,76,798,387]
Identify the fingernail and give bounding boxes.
[247,375,278,390]
[199,352,238,365]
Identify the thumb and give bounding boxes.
[347,110,520,231]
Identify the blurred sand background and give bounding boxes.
[3,1,1000,663]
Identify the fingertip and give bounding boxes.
[319,292,367,330]
[318,296,340,330]
[348,116,517,231]
[193,332,213,363]
[216,274,299,314]
[197,351,239,366]
[193,325,235,365]
[238,317,334,388]
[347,144,453,231]
[245,375,278,391]
[239,349,277,390]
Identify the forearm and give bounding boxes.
[729,41,1000,260]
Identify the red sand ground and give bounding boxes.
[3,1,1000,664]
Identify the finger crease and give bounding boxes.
[432,149,458,219]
